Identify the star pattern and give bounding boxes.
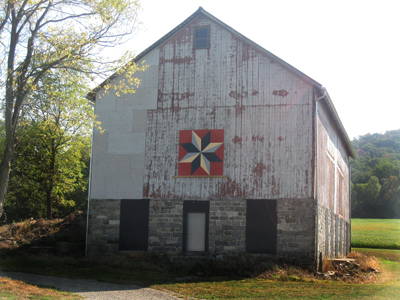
[179,130,223,175]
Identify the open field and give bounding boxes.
[351,219,400,249]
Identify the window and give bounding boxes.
[194,27,210,49]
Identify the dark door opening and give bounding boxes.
[119,199,149,251]
[246,199,277,254]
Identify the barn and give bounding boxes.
[85,7,356,267]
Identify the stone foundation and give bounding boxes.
[317,205,350,267]
[208,199,246,254]
[276,198,316,265]
[148,199,183,254]
[87,198,349,267]
[86,199,121,254]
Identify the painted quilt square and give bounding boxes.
[178,130,224,176]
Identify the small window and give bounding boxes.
[194,27,210,49]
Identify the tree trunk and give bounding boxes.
[46,139,56,220]
[0,145,15,218]
[46,189,52,220]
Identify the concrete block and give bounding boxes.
[95,91,116,112]
[131,110,148,132]
[90,154,144,199]
[97,110,133,133]
[223,246,236,251]
[144,66,159,88]
[91,132,109,156]
[107,132,146,155]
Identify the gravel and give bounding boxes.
[0,271,182,299]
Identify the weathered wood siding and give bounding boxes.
[317,99,350,222]
[143,15,314,200]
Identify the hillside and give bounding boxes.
[0,212,86,255]
[351,129,400,218]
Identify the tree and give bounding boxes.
[5,68,93,219]
[351,130,400,218]
[352,176,381,218]
[0,0,145,216]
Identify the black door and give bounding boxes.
[119,199,149,251]
[246,200,277,254]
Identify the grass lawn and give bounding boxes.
[351,219,400,249]
[0,277,81,300]
[1,249,399,299]
[152,249,400,300]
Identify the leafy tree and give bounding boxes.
[5,68,93,220]
[352,176,381,218]
[372,159,400,180]
[0,0,145,217]
[351,130,400,218]
[379,176,400,218]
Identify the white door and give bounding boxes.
[187,212,206,251]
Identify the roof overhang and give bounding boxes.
[316,87,356,159]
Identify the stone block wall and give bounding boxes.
[87,197,353,269]
[87,198,247,256]
[148,199,183,254]
[208,199,246,254]
[147,198,246,255]
[276,198,316,265]
[317,205,350,264]
[86,199,121,254]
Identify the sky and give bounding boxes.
[122,0,400,140]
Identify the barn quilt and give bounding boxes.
[178,130,224,176]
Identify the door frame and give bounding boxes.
[182,200,209,254]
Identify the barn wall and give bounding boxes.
[87,14,355,264]
[89,50,160,199]
[144,15,314,200]
[316,99,351,260]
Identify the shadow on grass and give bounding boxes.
[0,251,282,287]
[1,249,399,300]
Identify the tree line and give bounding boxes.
[351,129,400,219]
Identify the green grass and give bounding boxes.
[1,248,400,299]
[351,219,400,249]
[0,276,81,300]
[153,249,400,299]
[2,250,399,300]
